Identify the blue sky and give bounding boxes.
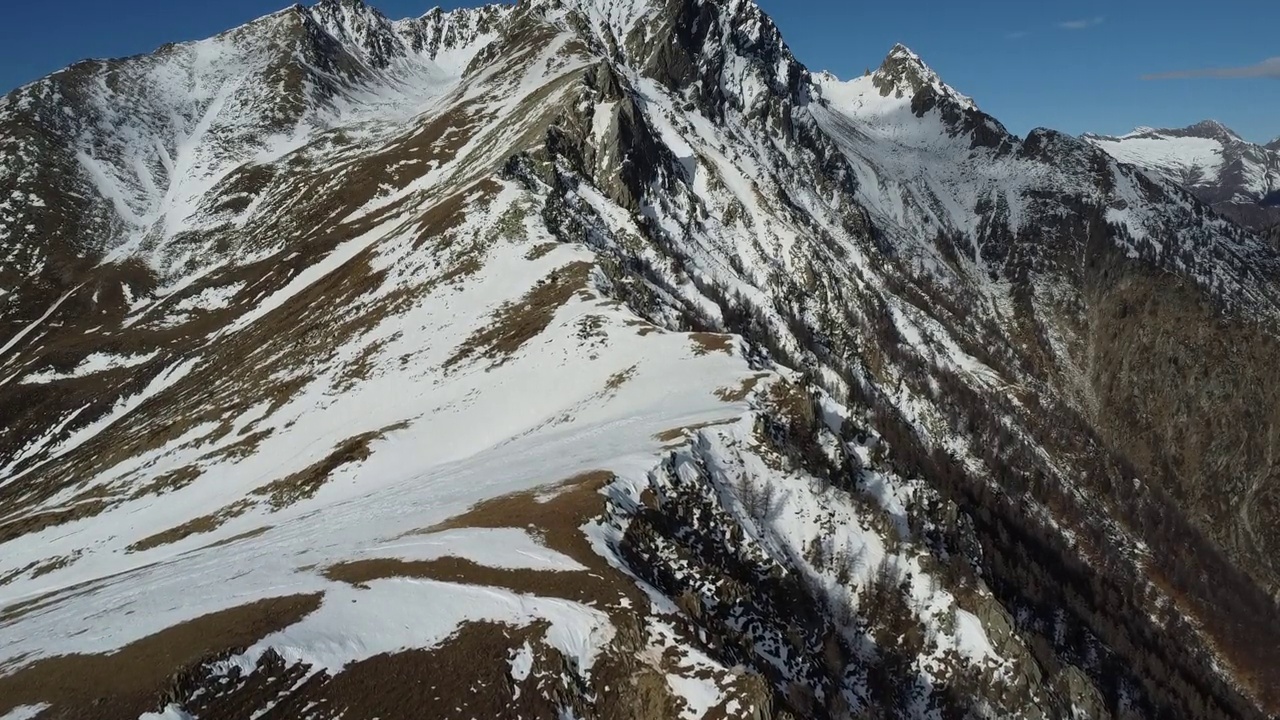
[0,0,1275,142]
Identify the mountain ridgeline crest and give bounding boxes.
[0,1,1278,719]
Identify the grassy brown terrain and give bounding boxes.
[0,594,322,719]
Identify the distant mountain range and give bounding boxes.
[1085,121,1280,234]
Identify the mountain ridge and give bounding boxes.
[2,1,1280,718]
[1084,119,1280,233]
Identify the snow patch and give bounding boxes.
[225,579,613,676]
[22,351,160,384]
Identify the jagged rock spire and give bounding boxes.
[515,0,807,120]
[871,43,975,111]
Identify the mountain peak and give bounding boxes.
[886,42,922,63]
[1106,120,1244,144]
[1087,117,1280,224]
[875,43,934,89]
[306,0,384,22]
[871,43,976,110]
[1182,119,1241,141]
[300,0,405,68]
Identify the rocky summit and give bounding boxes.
[1,1,1279,719]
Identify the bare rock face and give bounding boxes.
[1,2,1279,719]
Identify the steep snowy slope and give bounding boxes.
[0,0,507,291]
[1085,121,1280,232]
[2,1,1280,719]
[0,4,1048,718]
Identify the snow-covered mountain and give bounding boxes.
[1085,121,1280,233]
[2,1,1279,718]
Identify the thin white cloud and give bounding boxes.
[1142,57,1280,80]
[1059,16,1105,30]
[1005,31,1029,40]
